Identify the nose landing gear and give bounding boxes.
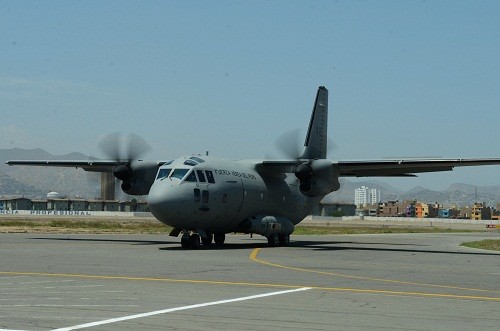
[267,233,290,247]
[180,231,222,249]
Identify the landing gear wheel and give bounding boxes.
[181,234,190,249]
[214,233,225,246]
[267,234,280,247]
[201,232,213,246]
[189,233,201,249]
[278,234,290,246]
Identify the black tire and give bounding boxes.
[189,233,200,249]
[214,232,225,246]
[201,232,213,246]
[181,235,190,249]
[278,234,290,246]
[267,234,279,247]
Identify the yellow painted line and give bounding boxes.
[0,271,300,290]
[309,286,500,301]
[250,248,500,294]
[1,271,499,302]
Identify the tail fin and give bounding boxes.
[300,86,328,160]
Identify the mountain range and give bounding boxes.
[0,148,101,199]
[1,148,500,206]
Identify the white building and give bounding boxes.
[354,186,381,206]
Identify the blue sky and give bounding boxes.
[1,0,500,191]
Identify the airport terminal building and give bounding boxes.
[0,197,148,213]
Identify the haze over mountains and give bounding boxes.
[0,148,101,199]
[1,148,500,206]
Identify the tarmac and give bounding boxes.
[0,232,499,330]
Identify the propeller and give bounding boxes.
[273,129,340,196]
[274,129,303,160]
[98,132,151,162]
[98,133,152,191]
[274,129,338,160]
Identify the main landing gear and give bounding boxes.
[266,233,290,247]
[180,231,225,249]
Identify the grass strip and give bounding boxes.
[0,219,492,235]
[461,239,500,251]
[293,226,482,235]
[0,219,172,234]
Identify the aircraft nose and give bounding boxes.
[147,182,172,219]
[147,180,191,224]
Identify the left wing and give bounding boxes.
[336,158,500,177]
[257,158,500,177]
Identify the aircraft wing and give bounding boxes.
[5,160,122,172]
[258,158,500,177]
[337,158,500,177]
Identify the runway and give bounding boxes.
[0,232,499,330]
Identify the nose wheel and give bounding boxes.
[181,233,201,249]
[267,233,290,247]
[180,231,218,249]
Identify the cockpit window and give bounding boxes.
[205,170,215,183]
[156,168,171,180]
[184,170,197,182]
[163,160,174,165]
[170,169,189,180]
[196,170,206,182]
[190,156,205,163]
[183,159,198,166]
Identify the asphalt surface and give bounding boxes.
[0,232,499,330]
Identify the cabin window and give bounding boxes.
[202,190,209,203]
[196,170,206,182]
[205,170,215,183]
[194,189,200,203]
[222,193,228,203]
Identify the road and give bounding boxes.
[0,232,499,330]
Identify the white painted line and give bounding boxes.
[52,287,312,331]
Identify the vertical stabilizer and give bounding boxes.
[300,86,328,159]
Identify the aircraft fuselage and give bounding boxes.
[147,155,320,233]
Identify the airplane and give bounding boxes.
[7,86,500,249]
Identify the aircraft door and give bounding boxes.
[219,179,244,226]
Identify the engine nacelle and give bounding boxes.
[295,159,340,197]
[239,215,295,237]
[113,161,159,195]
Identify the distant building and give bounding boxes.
[438,208,460,219]
[354,186,381,207]
[1,197,32,211]
[471,203,491,220]
[0,197,146,213]
[415,202,438,218]
[47,192,61,199]
[379,200,404,217]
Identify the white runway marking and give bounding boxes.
[52,287,312,331]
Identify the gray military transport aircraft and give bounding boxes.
[7,86,500,249]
